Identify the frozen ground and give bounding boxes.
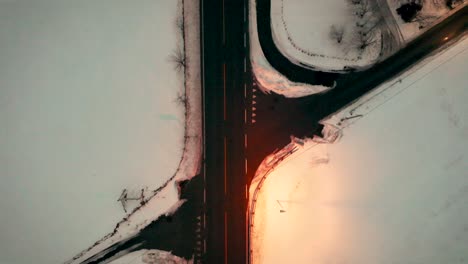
[249,0,332,97]
[0,1,201,264]
[271,0,382,71]
[251,37,468,263]
[107,249,192,264]
[387,0,466,42]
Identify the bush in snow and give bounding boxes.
[174,91,188,106]
[329,25,345,44]
[446,0,464,8]
[169,10,186,73]
[396,2,423,22]
[412,13,439,29]
[347,0,383,53]
[354,29,380,51]
[169,46,186,73]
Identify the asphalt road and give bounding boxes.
[70,2,466,264]
[200,0,252,263]
[202,2,467,264]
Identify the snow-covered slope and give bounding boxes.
[0,1,201,263]
[271,0,382,71]
[251,37,468,264]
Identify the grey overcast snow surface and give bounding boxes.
[252,37,468,264]
[0,1,183,264]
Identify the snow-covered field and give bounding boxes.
[251,37,468,263]
[249,0,332,97]
[0,1,201,264]
[387,0,465,42]
[271,0,382,71]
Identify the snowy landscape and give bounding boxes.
[1,0,466,263]
[271,0,382,71]
[252,0,466,93]
[251,36,468,264]
[387,0,465,41]
[249,0,332,97]
[0,1,200,263]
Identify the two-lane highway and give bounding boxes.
[201,1,467,263]
[200,0,253,263]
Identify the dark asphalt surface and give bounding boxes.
[77,176,203,264]
[203,2,467,264]
[201,0,251,263]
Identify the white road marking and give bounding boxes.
[224,137,227,194]
[244,5,246,22]
[245,158,248,174]
[244,134,248,148]
[223,64,226,120]
[222,0,225,45]
[244,83,247,98]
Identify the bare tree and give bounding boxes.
[175,15,184,35]
[346,0,362,5]
[329,25,345,44]
[347,0,383,53]
[169,46,186,73]
[174,91,187,106]
[412,14,438,28]
[354,29,379,51]
[354,0,372,18]
[359,15,383,34]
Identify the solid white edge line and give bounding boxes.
[224,137,227,194]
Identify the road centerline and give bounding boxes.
[223,63,227,121]
[224,137,227,195]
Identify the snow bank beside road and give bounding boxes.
[65,0,202,263]
[251,36,468,264]
[0,1,199,263]
[249,0,332,98]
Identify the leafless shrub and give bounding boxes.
[412,14,438,28]
[354,29,379,51]
[347,0,383,53]
[347,0,362,5]
[169,46,186,73]
[354,0,372,18]
[329,25,345,44]
[175,15,184,35]
[174,91,187,106]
